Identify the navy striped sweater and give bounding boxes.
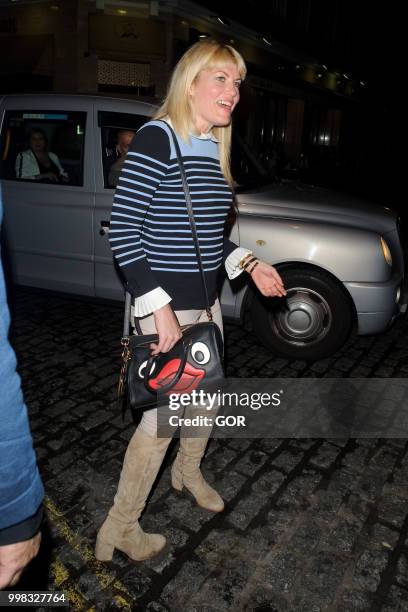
[109,120,238,310]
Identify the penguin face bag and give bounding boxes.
[124,322,225,411]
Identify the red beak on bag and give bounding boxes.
[149,358,205,394]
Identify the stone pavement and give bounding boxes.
[7,285,408,611]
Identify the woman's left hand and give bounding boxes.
[249,260,287,298]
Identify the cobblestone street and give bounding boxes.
[8,285,408,611]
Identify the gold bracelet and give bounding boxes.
[243,256,258,271]
[242,255,258,270]
[238,252,253,270]
[247,260,259,275]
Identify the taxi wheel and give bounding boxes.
[251,267,354,361]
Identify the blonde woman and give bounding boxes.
[95,39,286,563]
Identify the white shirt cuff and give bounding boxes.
[225,247,253,280]
[132,286,172,317]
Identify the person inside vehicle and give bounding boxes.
[106,129,135,187]
[15,128,69,183]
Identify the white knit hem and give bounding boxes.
[132,286,172,317]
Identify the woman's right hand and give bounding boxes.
[150,303,182,355]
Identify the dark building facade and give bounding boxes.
[0,0,393,205]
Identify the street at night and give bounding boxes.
[6,282,408,611]
[0,1,406,610]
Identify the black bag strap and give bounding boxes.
[122,119,213,337]
[123,290,132,337]
[161,121,212,320]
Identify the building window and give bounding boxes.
[295,0,311,31]
[244,89,287,159]
[231,88,288,184]
[309,107,341,147]
[97,60,155,96]
[270,0,288,20]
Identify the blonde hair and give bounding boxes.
[153,39,247,187]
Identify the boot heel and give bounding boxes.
[95,539,114,561]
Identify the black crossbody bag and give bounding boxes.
[117,122,225,412]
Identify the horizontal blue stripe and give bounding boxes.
[110,220,144,229]
[168,159,220,168]
[109,234,140,242]
[120,177,156,188]
[144,212,227,218]
[152,197,231,203]
[112,203,147,214]
[127,151,168,169]
[143,205,230,211]
[142,230,222,242]
[143,219,224,226]
[110,216,145,223]
[119,254,147,266]
[142,227,221,234]
[141,238,223,249]
[111,241,144,251]
[114,196,151,208]
[117,186,155,197]
[116,248,144,259]
[155,189,230,196]
[147,256,223,265]
[150,264,222,272]
[144,248,223,257]
[125,161,166,177]
[113,193,150,205]
[121,168,161,181]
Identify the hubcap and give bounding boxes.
[270,287,332,346]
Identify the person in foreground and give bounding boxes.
[0,192,44,588]
[95,39,286,563]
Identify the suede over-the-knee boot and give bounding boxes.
[95,427,172,562]
[171,403,224,512]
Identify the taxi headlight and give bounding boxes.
[380,236,392,267]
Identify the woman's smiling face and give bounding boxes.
[189,62,242,134]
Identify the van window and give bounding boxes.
[0,110,86,186]
[99,111,148,188]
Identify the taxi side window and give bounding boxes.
[99,111,148,189]
[0,110,86,186]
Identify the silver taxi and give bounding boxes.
[0,94,405,360]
